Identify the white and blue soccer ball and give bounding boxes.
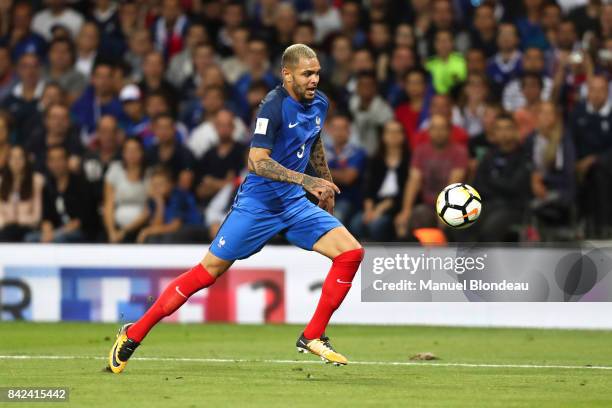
[435,183,482,229]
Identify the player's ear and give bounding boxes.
[282,67,292,83]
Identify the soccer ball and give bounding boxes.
[435,183,482,229]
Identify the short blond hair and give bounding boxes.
[281,44,317,69]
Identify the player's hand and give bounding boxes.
[318,188,335,214]
[302,175,340,201]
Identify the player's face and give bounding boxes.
[288,57,321,101]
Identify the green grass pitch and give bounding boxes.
[1,322,611,407]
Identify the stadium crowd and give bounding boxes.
[0,0,611,244]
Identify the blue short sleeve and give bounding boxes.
[250,91,284,150]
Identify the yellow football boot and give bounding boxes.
[107,323,140,374]
[296,334,348,366]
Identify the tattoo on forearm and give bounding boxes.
[250,157,305,185]
[309,137,333,182]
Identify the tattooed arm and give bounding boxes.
[308,135,333,182]
[248,147,340,200]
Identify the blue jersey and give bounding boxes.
[234,85,329,211]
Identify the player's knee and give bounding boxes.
[200,252,232,278]
[333,247,365,263]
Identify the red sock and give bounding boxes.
[303,248,364,340]
[127,264,216,342]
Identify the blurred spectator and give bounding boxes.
[119,84,149,140]
[82,115,122,210]
[89,0,120,40]
[326,35,353,93]
[555,19,580,55]
[103,137,149,243]
[0,113,9,168]
[1,53,45,143]
[468,103,501,177]
[166,23,208,88]
[383,45,417,107]
[541,3,563,46]
[600,3,612,41]
[0,145,44,241]
[195,110,246,238]
[348,70,393,156]
[152,0,190,60]
[513,73,544,140]
[552,48,592,113]
[394,23,415,51]
[188,105,246,160]
[324,114,367,226]
[44,38,87,102]
[217,2,246,55]
[142,91,189,146]
[270,3,299,62]
[525,102,575,225]
[0,45,17,103]
[425,30,467,95]
[219,25,249,84]
[245,80,271,126]
[338,1,365,49]
[470,3,498,58]
[21,82,66,142]
[75,22,101,79]
[31,0,84,41]
[458,73,489,138]
[124,28,154,81]
[25,102,82,173]
[137,166,203,243]
[515,0,548,50]
[414,94,468,147]
[310,0,342,44]
[465,48,487,76]
[71,61,123,144]
[293,21,317,50]
[145,112,195,190]
[571,75,612,237]
[369,22,393,79]
[25,145,94,243]
[503,47,553,113]
[487,23,522,91]
[350,120,409,241]
[472,113,530,241]
[568,0,602,38]
[139,51,179,110]
[394,68,430,150]
[234,38,279,115]
[179,43,216,103]
[0,2,46,62]
[422,0,470,58]
[395,114,468,238]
